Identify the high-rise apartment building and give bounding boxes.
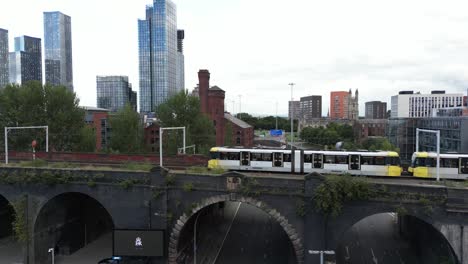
[330,89,358,119]
[0,28,8,88]
[176,30,185,91]
[300,95,322,122]
[44,11,73,91]
[391,91,464,118]
[9,36,42,85]
[365,101,387,119]
[139,0,183,113]
[96,76,137,112]
[288,101,300,120]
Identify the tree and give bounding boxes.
[155,90,215,154]
[109,104,143,153]
[75,126,96,152]
[0,82,85,151]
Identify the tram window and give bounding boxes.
[426,158,436,167]
[361,156,374,165]
[324,155,335,164]
[442,158,458,168]
[335,156,348,164]
[262,153,273,161]
[274,153,282,161]
[304,154,312,163]
[386,157,400,166]
[375,157,385,165]
[210,152,220,159]
[414,157,426,167]
[219,152,228,160]
[283,154,291,162]
[227,152,240,160]
[251,153,264,161]
[461,158,468,173]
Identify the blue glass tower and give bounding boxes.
[96,76,137,112]
[9,36,42,85]
[0,28,8,88]
[138,0,181,113]
[44,11,73,91]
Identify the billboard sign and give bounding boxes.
[270,129,283,136]
[113,229,165,257]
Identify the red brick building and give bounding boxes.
[144,123,160,152]
[197,69,253,147]
[82,106,110,151]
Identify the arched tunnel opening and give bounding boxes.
[0,195,21,263]
[336,213,459,264]
[34,192,114,263]
[176,201,297,264]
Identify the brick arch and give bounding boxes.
[168,194,304,264]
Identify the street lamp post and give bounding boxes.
[48,248,54,264]
[308,250,335,264]
[288,83,295,147]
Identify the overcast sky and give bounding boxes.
[2,0,468,116]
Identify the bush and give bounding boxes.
[314,175,374,216]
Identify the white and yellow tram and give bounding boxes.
[208,147,402,176]
[409,152,468,179]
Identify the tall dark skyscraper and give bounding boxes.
[176,29,185,91]
[44,11,73,91]
[138,0,184,113]
[9,36,42,85]
[0,28,8,88]
[97,76,137,112]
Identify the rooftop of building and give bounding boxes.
[80,106,110,112]
[209,85,224,92]
[225,112,252,129]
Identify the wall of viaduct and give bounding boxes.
[0,167,466,264]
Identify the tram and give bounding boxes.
[409,152,468,179]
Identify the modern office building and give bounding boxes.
[288,100,300,120]
[176,30,185,91]
[365,101,387,119]
[299,95,322,122]
[0,28,8,88]
[390,90,464,118]
[388,117,468,163]
[9,36,42,85]
[138,0,181,113]
[44,11,74,91]
[96,76,137,112]
[330,89,359,119]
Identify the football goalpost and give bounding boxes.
[4,126,49,164]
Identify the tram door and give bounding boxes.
[459,158,468,174]
[349,155,361,170]
[313,154,323,169]
[240,152,250,167]
[273,152,283,167]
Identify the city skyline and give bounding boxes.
[1,0,468,115]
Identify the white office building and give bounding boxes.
[391,91,464,118]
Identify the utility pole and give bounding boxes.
[238,95,242,120]
[289,83,295,146]
[275,101,278,130]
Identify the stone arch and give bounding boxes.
[337,211,460,264]
[33,192,115,263]
[168,194,304,264]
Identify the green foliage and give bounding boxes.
[12,197,28,243]
[155,90,215,155]
[19,159,47,168]
[183,182,194,192]
[165,174,176,186]
[87,180,96,187]
[296,199,306,217]
[152,189,163,200]
[0,82,85,151]
[361,137,399,152]
[76,126,96,152]
[240,178,260,196]
[109,104,144,153]
[118,179,142,189]
[314,175,374,216]
[121,162,153,172]
[396,205,408,216]
[187,166,225,175]
[300,123,354,147]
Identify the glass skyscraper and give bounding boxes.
[44,11,73,91]
[0,28,8,88]
[9,36,42,85]
[96,76,137,112]
[176,29,185,92]
[138,0,183,113]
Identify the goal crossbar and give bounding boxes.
[4,126,49,164]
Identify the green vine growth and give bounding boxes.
[12,196,28,243]
[314,175,374,217]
